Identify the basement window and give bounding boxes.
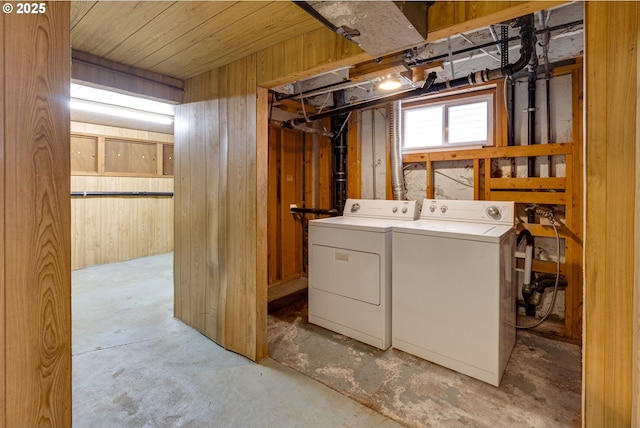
[402,92,494,151]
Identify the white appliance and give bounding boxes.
[392,199,516,386]
[308,198,419,350]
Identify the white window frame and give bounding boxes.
[402,92,494,152]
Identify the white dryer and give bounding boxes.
[308,198,419,350]
[392,199,516,386]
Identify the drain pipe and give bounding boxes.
[517,229,535,316]
[331,90,349,214]
[525,31,539,223]
[388,101,405,200]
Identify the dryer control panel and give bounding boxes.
[421,199,515,226]
[343,199,419,220]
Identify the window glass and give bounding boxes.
[448,101,488,144]
[402,93,493,150]
[403,106,443,148]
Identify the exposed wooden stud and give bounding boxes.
[347,112,362,199]
[473,158,481,200]
[516,258,566,277]
[488,191,566,205]
[488,177,566,190]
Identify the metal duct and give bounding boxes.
[297,1,431,58]
[388,102,405,200]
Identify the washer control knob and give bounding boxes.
[350,203,360,213]
[392,206,398,213]
[429,205,436,213]
[440,205,448,213]
[486,205,501,219]
[402,207,408,214]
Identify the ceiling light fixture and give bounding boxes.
[70,99,174,125]
[378,77,402,91]
[71,83,175,115]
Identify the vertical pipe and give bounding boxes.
[371,109,377,199]
[527,67,537,223]
[509,77,516,146]
[388,101,405,201]
[332,90,348,214]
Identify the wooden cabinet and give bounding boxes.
[70,133,173,177]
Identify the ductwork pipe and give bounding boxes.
[388,101,405,200]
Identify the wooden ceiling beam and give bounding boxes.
[71,50,184,104]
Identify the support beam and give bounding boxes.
[72,50,184,103]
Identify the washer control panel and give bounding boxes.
[343,199,419,220]
[420,199,514,226]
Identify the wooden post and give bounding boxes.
[584,2,638,426]
[1,3,72,425]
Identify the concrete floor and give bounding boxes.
[269,295,582,427]
[72,253,399,427]
[73,252,581,428]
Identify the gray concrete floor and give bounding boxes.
[73,252,581,428]
[72,253,400,427]
[269,295,582,428]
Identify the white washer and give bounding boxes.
[308,198,419,350]
[392,199,516,386]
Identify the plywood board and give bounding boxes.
[175,55,265,361]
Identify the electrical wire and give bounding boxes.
[516,207,561,329]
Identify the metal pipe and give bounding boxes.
[290,207,339,216]
[408,19,583,68]
[331,91,349,214]
[71,191,174,197]
[525,21,539,221]
[509,77,516,146]
[388,101,405,200]
[537,10,553,145]
[271,119,334,138]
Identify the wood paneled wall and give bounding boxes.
[71,176,174,270]
[71,123,174,270]
[175,55,268,361]
[584,2,639,427]
[1,3,71,426]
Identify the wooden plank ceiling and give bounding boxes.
[71,1,325,80]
